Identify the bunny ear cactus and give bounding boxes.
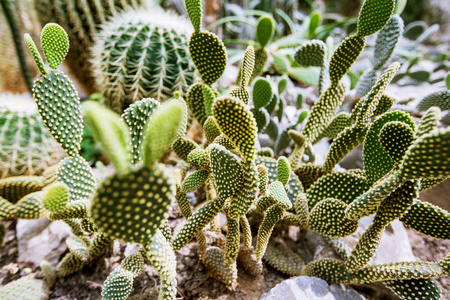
[26,23,83,157]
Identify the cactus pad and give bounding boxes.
[357,0,395,36]
[213,97,257,162]
[294,40,327,67]
[256,16,275,48]
[329,35,365,86]
[373,15,404,70]
[57,156,96,202]
[379,121,415,167]
[102,269,134,300]
[32,69,83,156]
[417,91,450,111]
[189,31,227,85]
[40,23,69,69]
[252,78,273,109]
[121,98,160,163]
[43,182,68,213]
[210,145,243,200]
[90,165,174,244]
[263,242,305,276]
[185,0,203,32]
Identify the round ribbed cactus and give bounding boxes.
[91,9,196,113]
[0,93,65,178]
[33,0,145,91]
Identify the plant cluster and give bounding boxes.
[0,0,449,299]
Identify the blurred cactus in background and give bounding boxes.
[91,7,196,113]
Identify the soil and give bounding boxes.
[1,211,449,299]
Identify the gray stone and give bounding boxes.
[17,219,72,266]
[261,276,365,300]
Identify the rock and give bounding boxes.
[17,219,72,266]
[419,178,450,211]
[261,276,365,300]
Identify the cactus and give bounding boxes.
[33,0,145,91]
[91,8,196,113]
[0,94,65,178]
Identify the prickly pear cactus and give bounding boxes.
[33,0,145,91]
[0,93,65,178]
[91,8,195,113]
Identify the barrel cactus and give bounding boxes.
[33,0,145,91]
[0,93,65,178]
[91,8,196,113]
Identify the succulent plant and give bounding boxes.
[91,7,196,113]
[32,0,145,91]
[0,93,65,178]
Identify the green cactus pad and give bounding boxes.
[268,181,292,209]
[90,165,174,244]
[0,276,49,300]
[101,269,134,300]
[0,197,17,219]
[172,138,199,162]
[355,69,377,97]
[294,163,326,190]
[263,241,305,276]
[187,83,208,126]
[252,78,273,109]
[122,253,145,277]
[213,97,257,162]
[203,246,238,288]
[0,176,44,204]
[228,161,258,219]
[399,128,450,181]
[256,16,275,48]
[142,99,187,168]
[440,252,450,274]
[373,15,404,70]
[302,258,350,284]
[203,84,216,117]
[256,148,274,158]
[210,145,243,200]
[294,40,327,67]
[24,34,46,74]
[363,110,415,184]
[345,222,384,271]
[250,48,269,82]
[309,198,358,237]
[40,23,69,69]
[352,261,443,283]
[256,156,303,203]
[173,197,225,250]
[144,230,177,299]
[357,0,395,36]
[356,63,400,128]
[322,124,367,172]
[379,121,415,167]
[385,278,442,300]
[329,35,365,86]
[416,107,441,138]
[189,31,227,85]
[230,87,250,104]
[47,200,88,220]
[373,94,395,116]
[306,172,370,208]
[66,236,90,261]
[257,165,268,195]
[185,0,202,32]
[400,200,450,239]
[225,216,240,265]
[83,101,132,175]
[276,156,290,186]
[203,117,221,143]
[417,91,450,111]
[121,98,160,164]
[187,149,211,171]
[293,193,309,227]
[15,191,45,219]
[302,83,345,143]
[32,69,83,156]
[57,156,96,202]
[255,204,285,260]
[419,177,447,192]
[250,108,270,132]
[237,46,255,87]
[181,170,209,193]
[321,112,352,140]
[43,182,68,213]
